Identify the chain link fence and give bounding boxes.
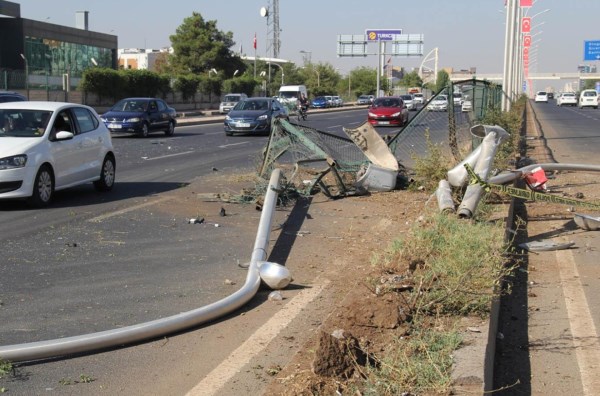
[259,79,504,196]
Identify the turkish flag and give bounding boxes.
[522,17,531,33]
[520,0,532,7]
[253,33,257,50]
[523,35,531,47]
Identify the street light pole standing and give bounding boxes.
[20,53,29,100]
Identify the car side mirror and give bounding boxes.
[54,131,74,141]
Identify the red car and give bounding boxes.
[367,96,409,127]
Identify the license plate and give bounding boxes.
[378,121,390,125]
[237,122,251,127]
[108,123,122,129]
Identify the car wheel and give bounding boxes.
[94,155,116,192]
[29,165,53,207]
[164,121,175,136]
[140,122,149,138]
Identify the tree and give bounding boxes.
[435,70,450,94]
[399,70,423,89]
[348,67,378,97]
[169,12,246,76]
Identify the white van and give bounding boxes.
[278,85,308,106]
[578,89,598,109]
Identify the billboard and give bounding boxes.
[365,29,403,41]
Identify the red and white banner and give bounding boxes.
[521,17,531,33]
[523,35,531,47]
[253,33,257,50]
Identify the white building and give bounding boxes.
[117,48,173,71]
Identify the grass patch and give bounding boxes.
[362,211,513,394]
[0,359,12,379]
[410,130,451,193]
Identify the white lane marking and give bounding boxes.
[556,248,600,395]
[326,124,342,128]
[218,141,250,148]
[143,151,195,161]
[88,196,172,223]
[186,280,330,396]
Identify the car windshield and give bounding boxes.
[373,98,401,107]
[0,109,52,138]
[314,97,325,101]
[111,99,148,112]
[453,93,462,98]
[401,95,412,101]
[224,95,241,102]
[235,99,269,111]
[564,93,575,97]
[435,95,448,101]
[583,91,597,97]
[537,92,547,96]
[279,92,298,100]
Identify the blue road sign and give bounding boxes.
[584,40,600,61]
[365,29,403,41]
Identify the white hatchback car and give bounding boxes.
[534,91,549,103]
[0,101,116,206]
[579,89,599,109]
[556,92,577,107]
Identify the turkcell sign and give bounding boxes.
[584,40,600,61]
[365,29,403,41]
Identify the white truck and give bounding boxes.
[278,85,308,112]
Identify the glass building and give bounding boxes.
[0,1,117,86]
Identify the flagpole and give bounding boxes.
[253,33,257,78]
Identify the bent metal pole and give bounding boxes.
[0,169,283,363]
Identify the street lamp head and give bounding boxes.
[20,53,26,60]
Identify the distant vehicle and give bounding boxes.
[332,95,343,107]
[461,95,473,112]
[452,92,463,106]
[357,95,373,105]
[219,93,248,114]
[547,92,554,100]
[399,94,417,111]
[324,95,334,107]
[224,97,289,136]
[0,101,115,206]
[0,91,27,103]
[534,91,549,103]
[278,85,307,106]
[412,93,425,104]
[428,95,449,111]
[311,96,328,108]
[556,92,577,107]
[367,96,409,127]
[101,97,177,137]
[578,89,599,109]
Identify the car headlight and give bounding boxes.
[0,154,27,170]
[100,117,107,122]
[257,115,268,120]
[225,116,232,122]
[391,112,401,117]
[125,117,141,123]
[368,112,376,117]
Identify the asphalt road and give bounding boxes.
[0,108,408,393]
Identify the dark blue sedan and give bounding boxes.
[311,96,328,108]
[224,97,289,136]
[101,97,177,138]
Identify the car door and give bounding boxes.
[147,100,164,131]
[48,109,84,188]
[71,106,106,181]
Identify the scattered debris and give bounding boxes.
[224,279,236,286]
[188,217,204,224]
[574,213,600,231]
[519,240,575,252]
[268,291,283,301]
[467,327,482,333]
[219,207,226,217]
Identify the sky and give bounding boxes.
[9,0,600,90]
